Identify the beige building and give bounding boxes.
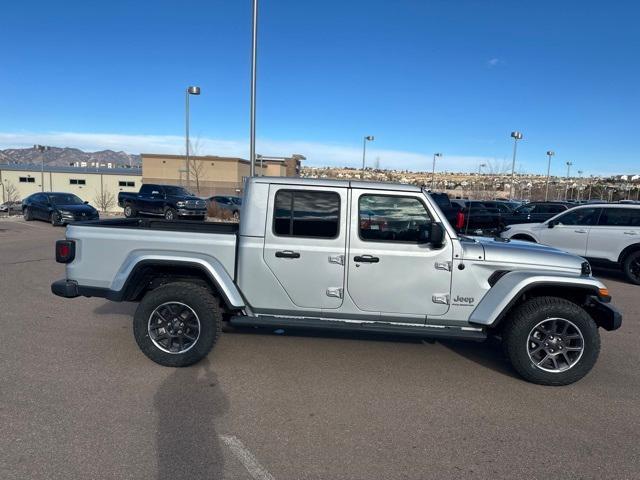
[142,153,304,197]
[0,164,141,211]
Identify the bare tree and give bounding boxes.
[4,181,20,203]
[188,137,207,195]
[94,189,116,212]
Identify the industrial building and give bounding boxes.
[1,153,303,211]
[0,164,141,211]
[141,153,304,196]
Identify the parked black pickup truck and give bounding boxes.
[429,194,501,236]
[118,184,208,221]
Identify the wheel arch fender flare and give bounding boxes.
[112,252,245,309]
[468,270,606,328]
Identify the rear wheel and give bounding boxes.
[23,207,33,221]
[232,211,239,221]
[502,296,600,386]
[622,250,640,285]
[164,208,177,221]
[133,282,222,367]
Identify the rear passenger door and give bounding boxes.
[587,208,640,262]
[263,186,347,310]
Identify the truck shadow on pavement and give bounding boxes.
[153,357,229,480]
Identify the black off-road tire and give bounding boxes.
[622,250,640,285]
[164,208,177,221]
[23,207,33,221]
[133,282,222,367]
[123,204,137,218]
[502,296,600,386]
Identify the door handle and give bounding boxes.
[624,231,638,236]
[275,250,300,259]
[354,255,379,263]
[574,229,587,234]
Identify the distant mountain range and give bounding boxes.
[0,147,141,168]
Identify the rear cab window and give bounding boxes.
[273,190,340,239]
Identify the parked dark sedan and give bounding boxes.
[501,201,570,227]
[22,192,99,226]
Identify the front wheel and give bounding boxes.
[502,296,600,386]
[164,208,177,221]
[50,212,61,226]
[133,282,222,367]
[622,251,640,285]
[123,204,137,218]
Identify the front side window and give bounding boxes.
[554,208,600,226]
[359,194,432,242]
[48,193,84,205]
[599,208,640,227]
[516,204,535,214]
[273,190,340,238]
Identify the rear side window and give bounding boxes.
[599,208,640,227]
[273,190,340,238]
[359,194,432,243]
[140,185,154,195]
[547,205,567,213]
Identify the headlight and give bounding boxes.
[176,201,186,207]
[59,210,72,215]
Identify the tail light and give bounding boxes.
[455,211,465,230]
[56,240,76,263]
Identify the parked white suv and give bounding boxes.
[501,204,640,284]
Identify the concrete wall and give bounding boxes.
[0,167,140,212]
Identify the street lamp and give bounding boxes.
[509,131,523,200]
[478,162,486,197]
[565,161,573,201]
[185,86,201,189]
[577,170,583,201]
[545,150,555,201]
[34,144,50,192]
[249,0,259,177]
[361,136,374,172]
[431,153,442,189]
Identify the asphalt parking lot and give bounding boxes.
[1,217,639,480]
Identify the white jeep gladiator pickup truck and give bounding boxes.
[52,177,622,385]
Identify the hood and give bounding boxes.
[55,204,96,213]
[464,236,585,272]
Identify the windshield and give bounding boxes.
[48,193,84,205]
[163,186,191,196]
[230,197,242,205]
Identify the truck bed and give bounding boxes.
[64,218,238,291]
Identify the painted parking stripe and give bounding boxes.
[220,434,275,480]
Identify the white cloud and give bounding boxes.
[0,130,500,173]
[487,57,502,67]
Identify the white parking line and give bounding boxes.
[220,434,276,480]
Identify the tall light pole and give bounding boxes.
[509,131,523,200]
[249,0,259,177]
[361,136,374,172]
[577,170,583,201]
[478,162,486,197]
[34,144,50,192]
[431,153,442,190]
[565,161,573,200]
[185,86,201,189]
[545,150,554,201]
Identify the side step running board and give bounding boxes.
[229,315,487,342]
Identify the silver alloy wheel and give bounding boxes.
[124,205,132,217]
[527,317,584,373]
[148,301,201,354]
[165,209,174,220]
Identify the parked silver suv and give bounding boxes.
[51,178,622,385]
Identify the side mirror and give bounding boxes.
[548,221,556,228]
[83,201,89,205]
[420,223,444,247]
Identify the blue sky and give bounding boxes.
[1,0,639,175]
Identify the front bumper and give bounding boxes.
[177,209,207,217]
[586,296,623,331]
